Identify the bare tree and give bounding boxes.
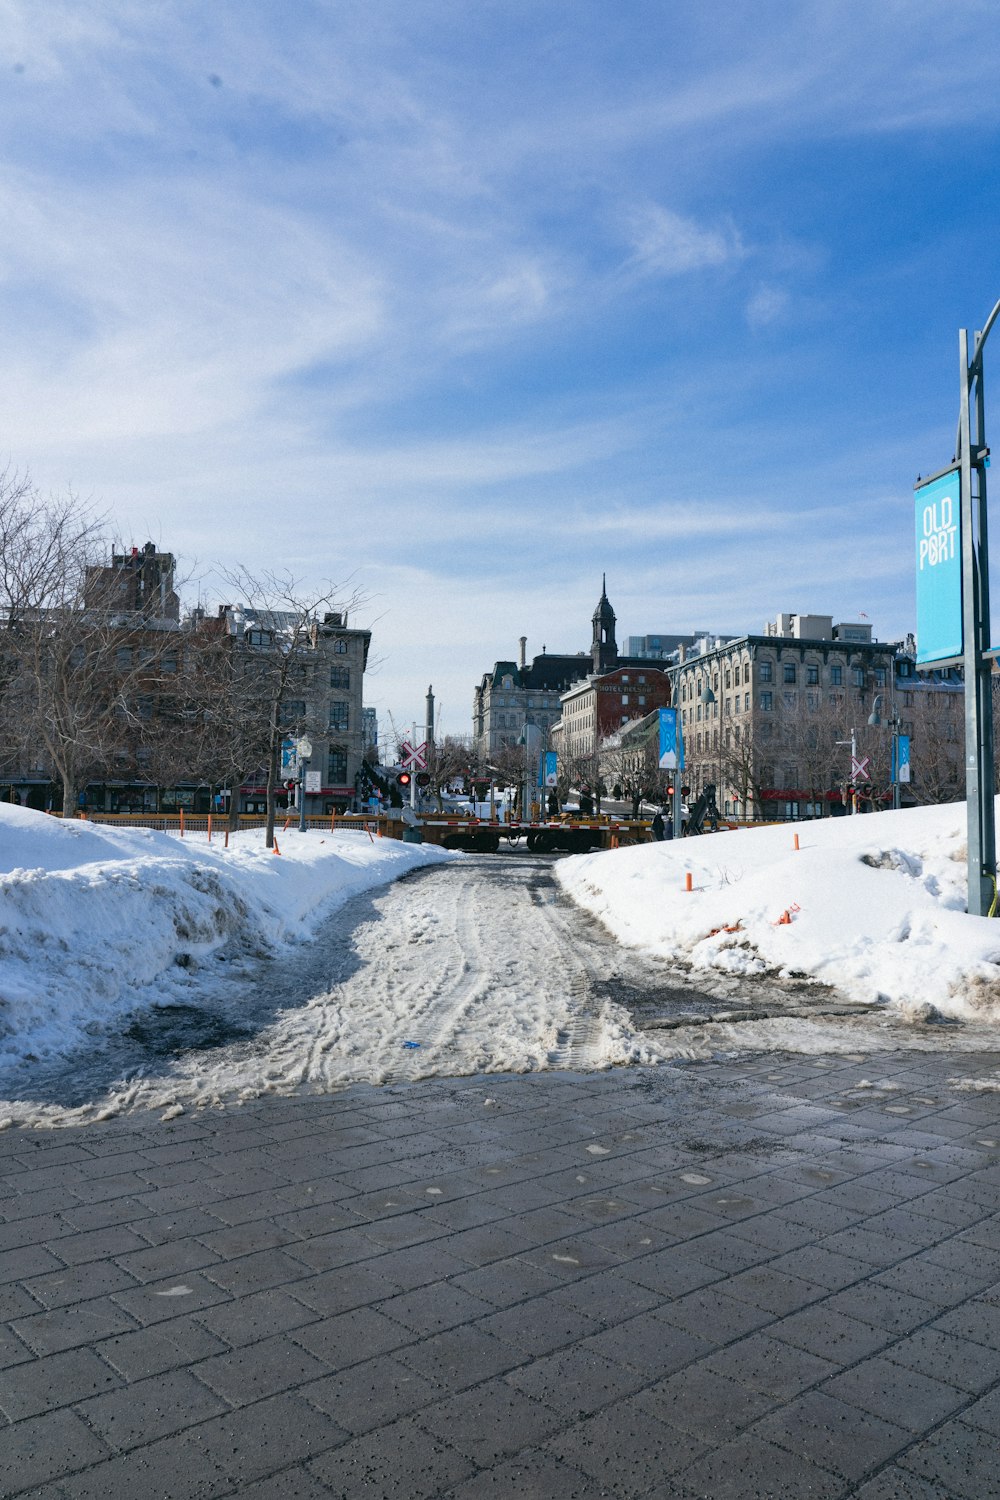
[0,477,183,816]
[205,569,363,847]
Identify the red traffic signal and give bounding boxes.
[398,771,412,787]
[285,780,296,791]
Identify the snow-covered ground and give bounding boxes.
[0,803,450,1074]
[556,800,1000,1023]
[3,799,1000,1130]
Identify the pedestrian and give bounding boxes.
[651,809,665,841]
[547,789,559,817]
[579,786,594,818]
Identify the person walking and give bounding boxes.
[651,809,665,841]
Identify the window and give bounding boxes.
[852,667,865,688]
[137,695,154,720]
[333,639,347,655]
[806,665,819,685]
[783,664,796,684]
[874,668,886,686]
[330,665,350,690]
[327,747,347,782]
[830,665,843,686]
[621,694,629,705]
[783,691,796,708]
[807,692,819,710]
[744,692,750,711]
[725,670,732,689]
[744,663,750,684]
[246,629,271,648]
[761,691,773,711]
[638,695,645,706]
[116,646,132,670]
[279,700,306,726]
[760,662,773,682]
[329,701,349,731]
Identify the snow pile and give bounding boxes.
[0,804,450,1066]
[556,801,1000,1022]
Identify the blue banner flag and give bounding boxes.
[658,708,684,771]
[915,469,962,664]
[893,734,911,786]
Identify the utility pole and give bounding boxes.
[958,309,998,915]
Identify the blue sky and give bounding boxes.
[2,1,999,738]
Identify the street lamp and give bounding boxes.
[700,681,716,802]
[296,737,312,833]
[868,695,902,811]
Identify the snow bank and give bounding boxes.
[556,801,1000,1022]
[0,804,450,1065]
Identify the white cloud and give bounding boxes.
[624,203,743,279]
[746,284,791,330]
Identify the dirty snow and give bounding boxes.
[556,800,1000,1023]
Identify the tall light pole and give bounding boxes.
[868,695,901,811]
[958,305,999,915]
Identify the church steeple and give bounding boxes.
[592,576,618,673]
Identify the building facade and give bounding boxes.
[667,612,963,819]
[474,580,682,764]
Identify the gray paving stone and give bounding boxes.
[288,1261,406,1317]
[443,1447,603,1498]
[822,1354,968,1433]
[703,1332,839,1399]
[0,1346,121,1421]
[306,1412,477,1497]
[12,1296,138,1356]
[416,1376,567,1466]
[0,1407,110,1494]
[897,1417,1000,1498]
[109,1268,231,1325]
[395,1322,525,1391]
[886,1325,1000,1392]
[96,1316,228,1378]
[291,1302,415,1368]
[377,1279,494,1334]
[304,1352,440,1433]
[752,1387,912,1480]
[77,1365,228,1450]
[677,1430,846,1499]
[194,1332,332,1405]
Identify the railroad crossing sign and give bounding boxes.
[851,754,871,782]
[400,740,428,771]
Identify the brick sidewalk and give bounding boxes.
[2,1049,1000,1497]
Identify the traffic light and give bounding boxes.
[398,770,412,789]
[285,780,296,792]
[416,771,430,787]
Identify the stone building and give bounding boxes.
[667,612,962,819]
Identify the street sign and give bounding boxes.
[305,770,322,793]
[915,467,962,664]
[851,754,871,782]
[658,708,684,770]
[400,740,428,770]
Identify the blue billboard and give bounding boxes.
[914,468,962,665]
[658,708,684,770]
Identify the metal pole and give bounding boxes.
[410,721,417,811]
[298,760,307,833]
[960,329,991,914]
[892,719,901,812]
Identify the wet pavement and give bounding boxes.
[3,1049,1000,1497]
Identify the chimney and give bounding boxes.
[519,636,527,669]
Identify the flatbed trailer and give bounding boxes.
[414,816,652,853]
